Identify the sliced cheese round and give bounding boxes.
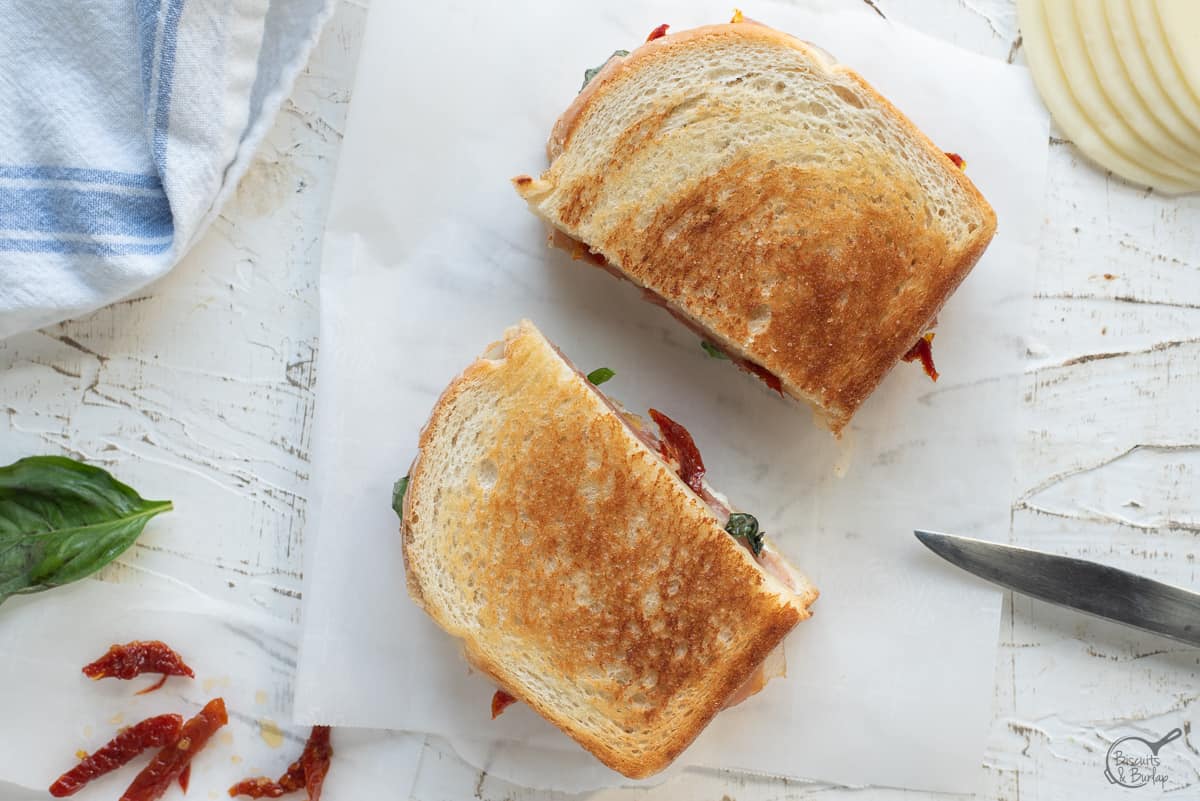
[1075,0,1200,166]
[1104,0,1200,152]
[1129,0,1200,138]
[1017,0,1196,193]
[1156,1,1200,116]
[1043,1,1200,183]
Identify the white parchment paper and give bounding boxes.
[0,578,423,800]
[297,0,1049,793]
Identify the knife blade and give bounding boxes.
[915,529,1200,647]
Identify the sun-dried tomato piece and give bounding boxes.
[49,714,183,797]
[491,690,518,719]
[179,765,191,794]
[646,23,669,42]
[648,409,707,494]
[739,359,784,395]
[277,763,304,793]
[138,675,169,696]
[228,777,286,799]
[82,641,194,694]
[298,726,332,801]
[120,698,227,801]
[229,726,332,801]
[945,152,966,170]
[902,333,939,382]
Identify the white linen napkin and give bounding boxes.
[0,0,335,339]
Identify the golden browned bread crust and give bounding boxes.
[516,22,998,432]
[401,321,816,778]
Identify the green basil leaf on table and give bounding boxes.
[0,456,172,605]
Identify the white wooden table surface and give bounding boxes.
[3,1,1200,799]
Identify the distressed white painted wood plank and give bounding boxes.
[0,2,365,622]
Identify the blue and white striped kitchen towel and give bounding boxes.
[0,0,335,339]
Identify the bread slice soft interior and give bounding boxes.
[401,320,816,778]
[514,22,998,432]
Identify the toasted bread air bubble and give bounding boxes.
[747,305,772,337]
[571,574,593,607]
[641,590,661,615]
[477,459,498,490]
[609,665,633,685]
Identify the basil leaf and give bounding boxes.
[701,341,730,360]
[586,367,615,386]
[725,512,764,556]
[0,456,172,606]
[392,476,410,519]
[581,50,630,91]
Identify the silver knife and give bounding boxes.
[915,529,1200,647]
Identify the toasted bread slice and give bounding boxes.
[401,320,816,778]
[514,22,998,432]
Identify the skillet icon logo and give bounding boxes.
[1104,728,1181,789]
